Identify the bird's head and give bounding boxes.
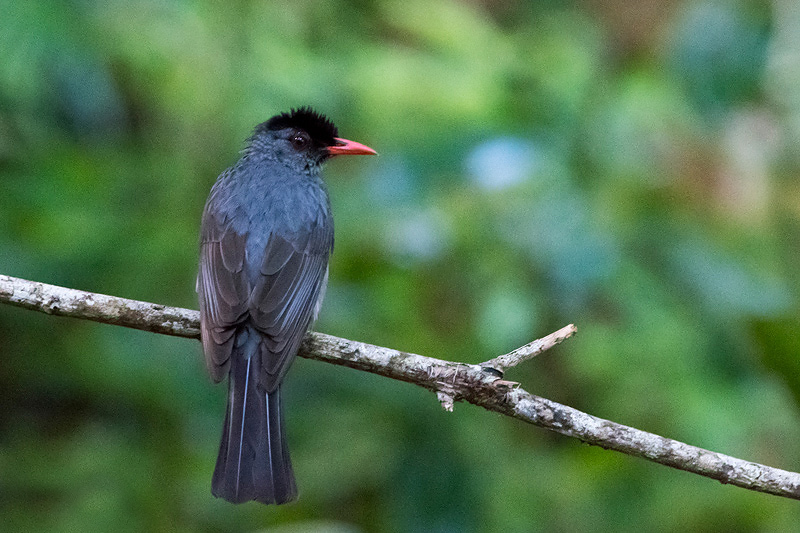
[248,107,376,172]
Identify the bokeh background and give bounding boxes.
[2,0,800,531]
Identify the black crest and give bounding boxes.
[263,107,339,146]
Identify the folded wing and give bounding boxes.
[198,209,332,389]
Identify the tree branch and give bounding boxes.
[480,324,577,375]
[2,273,799,500]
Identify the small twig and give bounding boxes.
[480,323,577,375]
[1,274,800,501]
[437,390,455,412]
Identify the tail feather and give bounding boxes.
[212,330,297,504]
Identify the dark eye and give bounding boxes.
[291,132,310,150]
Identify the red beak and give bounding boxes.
[327,137,377,156]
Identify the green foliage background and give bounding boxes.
[2,1,800,531]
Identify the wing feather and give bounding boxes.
[250,233,330,391]
[198,212,249,382]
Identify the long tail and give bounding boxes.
[211,329,297,504]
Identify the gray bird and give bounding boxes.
[197,108,376,504]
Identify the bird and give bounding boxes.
[196,107,376,504]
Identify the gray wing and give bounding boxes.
[197,209,249,382]
[198,207,332,390]
[250,231,331,392]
